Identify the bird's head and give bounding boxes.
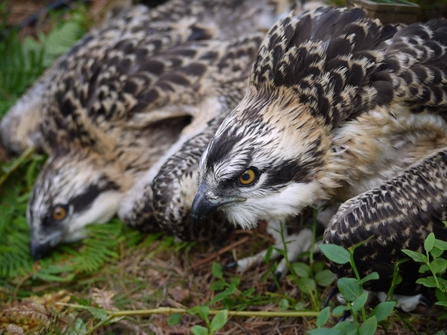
[191,87,333,230]
[27,149,124,260]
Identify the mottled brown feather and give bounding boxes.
[250,7,447,129]
[324,149,447,293]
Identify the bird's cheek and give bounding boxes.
[64,226,89,242]
[221,201,260,230]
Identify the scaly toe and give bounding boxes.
[268,271,282,292]
[324,287,339,307]
[222,262,238,270]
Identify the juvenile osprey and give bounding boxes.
[1,0,287,259]
[191,7,447,294]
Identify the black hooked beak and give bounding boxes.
[191,185,221,231]
[190,184,245,231]
[30,239,55,260]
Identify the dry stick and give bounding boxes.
[0,146,35,187]
[189,236,249,269]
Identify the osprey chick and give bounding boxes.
[192,7,447,294]
[1,0,284,259]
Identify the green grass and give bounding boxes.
[1,2,447,334]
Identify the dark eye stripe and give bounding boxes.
[70,182,118,213]
[265,159,318,186]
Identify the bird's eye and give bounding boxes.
[52,205,67,221]
[238,168,258,186]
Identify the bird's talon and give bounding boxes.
[275,270,282,280]
[338,310,351,323]
[324,287,339,307]
[268,271,282,292]
[223,262,238,270]
[269,271,282,292]
[275,271,282,281]
[419,294,433,308]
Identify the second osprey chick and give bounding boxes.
[5,0,278,259]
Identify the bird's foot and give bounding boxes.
[375,292,432,312]
[324,287,340,307]
[224,227,320,290]
[324,288,431,315]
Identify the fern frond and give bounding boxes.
[69,220,135,274]
[0,3,92,282]
[40,18,87,67]
[0,31,45,116]
[0,4,87,118]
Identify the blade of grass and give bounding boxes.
[0,146,35,187]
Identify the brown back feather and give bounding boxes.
[251,7,447,128]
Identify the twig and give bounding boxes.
[0,146,35,187]
[189,236,249,269]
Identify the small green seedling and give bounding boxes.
[402,232,447,309]
[311,239,396,335]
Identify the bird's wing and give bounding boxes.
[41,5,216,149]
[323,148,447,293]
[250,7,447,129]
[2,0,287,154]
[378,19,447,114]
[0,2,187,154]
[39,0,281,153]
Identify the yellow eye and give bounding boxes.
[52,206,67,221]
[239,169,257,185]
